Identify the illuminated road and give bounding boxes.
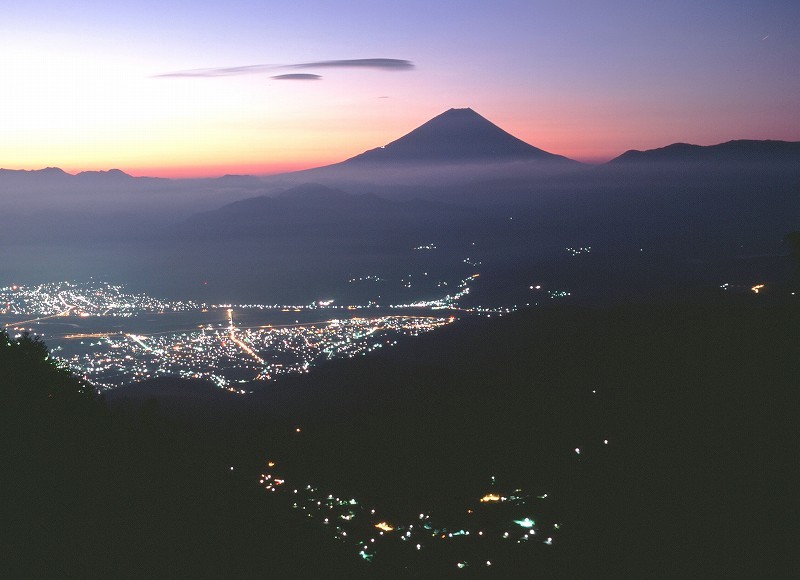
[227,308,266,365]
[126,333,152,351]
[2,306,74,328]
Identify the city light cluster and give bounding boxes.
[53,314,453,391]
[0,280,200,317]
[390,274,478,309]
[0,256,508,393]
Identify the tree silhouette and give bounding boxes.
[0,329,93,407]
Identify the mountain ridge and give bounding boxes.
[183,182,483,240]
[610,139,800,164]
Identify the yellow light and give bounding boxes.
[375,522,394,532]
[480,493,501,503]
[751,284,765,294]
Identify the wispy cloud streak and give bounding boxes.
[155,58,414,78]
[271,73,322,81]
[288,59,413,71]
[154,65,276,78]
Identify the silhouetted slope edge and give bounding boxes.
[184,182,483,239]
[345,107,576,164]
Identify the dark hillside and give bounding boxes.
[243,295,797,575]
[4,292,796,576]
[0,329,358,578]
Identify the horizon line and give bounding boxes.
[3,137,797,179]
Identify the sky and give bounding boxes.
[2,0,799,177]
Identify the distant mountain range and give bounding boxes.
[0,167,168,195]
[0,167,142,181]
[4,108,799,187]
[610,140,800,164]
[2,107,798,233]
